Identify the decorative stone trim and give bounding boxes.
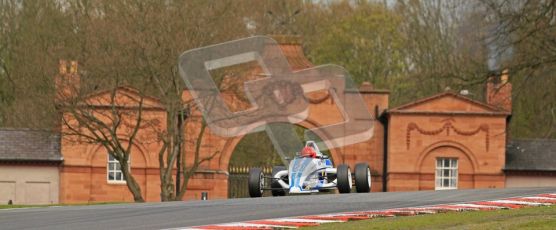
[406,122,489,151]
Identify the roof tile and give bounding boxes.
[0,129,62,162]
[506,139,556,171]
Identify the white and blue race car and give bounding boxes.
[248,141,372,197]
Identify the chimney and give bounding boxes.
[55,59,80,103]
[485,69,512,112]
[359,81,374,92]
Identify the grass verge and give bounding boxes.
[304,205,556,230]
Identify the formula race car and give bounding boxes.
[248,141,372,197]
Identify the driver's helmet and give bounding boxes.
[301,146,317,158]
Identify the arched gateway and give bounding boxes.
[177,36,389,199]
[181,85,388,199]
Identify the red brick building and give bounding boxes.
[385,92,510,191]
[2,36,555,204]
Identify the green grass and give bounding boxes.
[0,204,47,209]
[304,205,556,230]
[0,202,127,210]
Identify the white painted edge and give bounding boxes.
[271,218,342,223]
[451,203,505,209]
[489,200,549,206]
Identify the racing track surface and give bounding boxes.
[0,187,555,230]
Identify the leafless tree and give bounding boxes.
[58,80,157,202]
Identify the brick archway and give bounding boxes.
[86,142,149,168]
[415,141,479,172]
[178,35,388,197]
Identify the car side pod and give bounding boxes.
[337,164,352,193]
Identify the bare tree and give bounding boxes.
[59,81,158,202]
[482,0,556,138]
[70,0,249,201]
[0,0,76,129]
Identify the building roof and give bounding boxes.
[0,128,62,162]
[505,139,556,171]
[388,92,510,116]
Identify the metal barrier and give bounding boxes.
[228,166,273,198]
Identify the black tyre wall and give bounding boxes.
[354,163,371,193]
[337,164,351,193]
[248,168,263,197]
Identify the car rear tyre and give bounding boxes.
[271,166,287,196]
[337,164,352,193]
[248,168,264,197]
[355,163,371,193]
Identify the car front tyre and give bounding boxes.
[355,163,371,193]
[248,168,264,197]
[337,164,352,193]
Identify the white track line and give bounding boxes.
[270,218,342,223]
[215,222,291,227]
[303,213,371,217]
[520,196,556,200]
[451,203,506,209]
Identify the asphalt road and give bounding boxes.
[0,187,554,230]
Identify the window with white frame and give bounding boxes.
[107,154,129,183]
[435,158,458,190]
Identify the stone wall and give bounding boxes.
[0,165,59,204]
